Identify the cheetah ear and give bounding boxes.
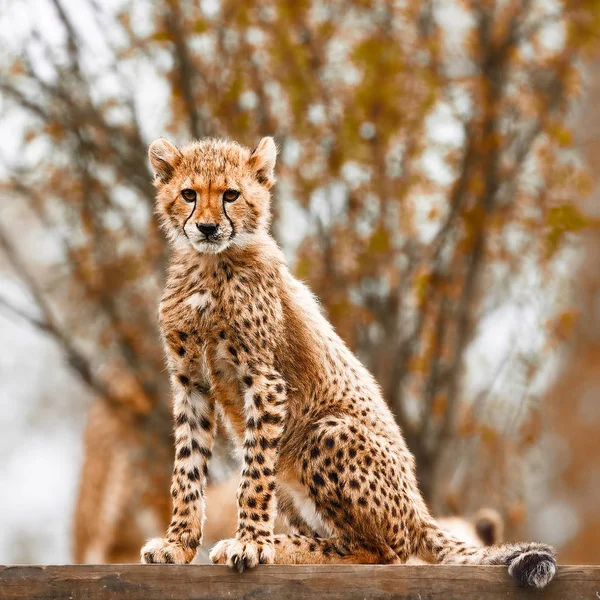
[149,138,182,183]
[248,137,277,189]
[475,509,504,546]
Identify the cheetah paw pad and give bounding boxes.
[210,538,275,571]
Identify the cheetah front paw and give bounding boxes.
[140,537,196,564]
[209,537,275,572]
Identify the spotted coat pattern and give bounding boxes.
[140,137,556,589]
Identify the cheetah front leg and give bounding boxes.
[210,367,287,571]
[141,376,216,564]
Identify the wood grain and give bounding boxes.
[0,565,598,600]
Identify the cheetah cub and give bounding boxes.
[140,137,556,588]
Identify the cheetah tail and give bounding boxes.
[417,519,557,589]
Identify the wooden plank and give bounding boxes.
[0,565,599,600]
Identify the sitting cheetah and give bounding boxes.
[140,136,556,588]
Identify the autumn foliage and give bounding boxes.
[0,0,598,562]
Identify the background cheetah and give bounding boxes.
[140,136,556,588]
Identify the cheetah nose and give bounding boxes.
[196,223,219,238]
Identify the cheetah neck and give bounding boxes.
[170,232,285,273]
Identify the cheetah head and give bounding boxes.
[149,137,276,254]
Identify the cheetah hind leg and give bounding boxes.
[210,534,399,566]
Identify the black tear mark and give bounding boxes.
[222,195,236,240]
[182,195,197,239]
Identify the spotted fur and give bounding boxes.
[407,509,504,564]
[140,137,556,589]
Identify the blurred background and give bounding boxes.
[0,0,599,565]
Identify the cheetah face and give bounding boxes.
[149,137,277,254]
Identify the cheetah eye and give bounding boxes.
[181,189,196,202]
[223,189,240,203]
